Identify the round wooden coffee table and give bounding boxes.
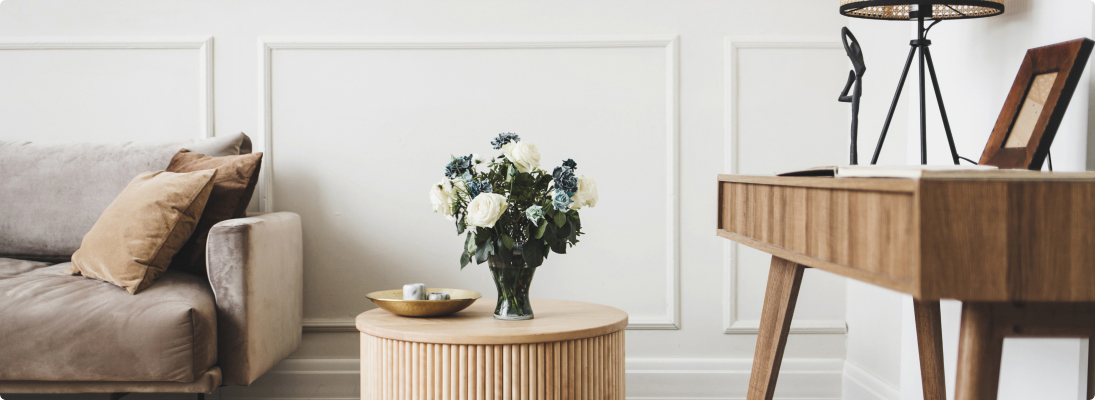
[356,299,628,400]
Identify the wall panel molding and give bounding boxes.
[260,36,680,330]
[0,37,215,139]
[722,38,847,335]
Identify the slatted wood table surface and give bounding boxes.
[717,173,1095,400]
[357,299,628,400]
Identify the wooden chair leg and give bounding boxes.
[914,300,947,400]
[956,302,1005,400]
[1088,336,1095,400]
[746,256,806,400]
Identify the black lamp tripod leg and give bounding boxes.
[870,45,918,165]
[923,46,960,165]
[918,20,928,164]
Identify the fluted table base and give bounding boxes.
[361,331,625,400]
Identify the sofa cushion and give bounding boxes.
[166,150,263,277]
[0,133,251,260]
[68,170,217,294]
[0,259,217,382]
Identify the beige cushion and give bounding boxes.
[68,170,217,294]
[0,260,217,382]
[0,132,251,260]
[166,150,263,276]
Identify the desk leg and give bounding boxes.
[1088,337,1094,400]
[914,300,947,400]
[955,302,1004,400]
[747,256,805,400]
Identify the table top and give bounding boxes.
[719,171,1095,191]
[716,174,1095,302]
[355,299,628,345]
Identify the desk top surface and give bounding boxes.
[356,299,628,344]
[718,171,1095,192]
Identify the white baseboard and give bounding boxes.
[213,357,843,400]
[626,358,843,400]
[0,358,844,400]
[842,361,900,400]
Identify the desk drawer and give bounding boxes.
[717,181,918,294]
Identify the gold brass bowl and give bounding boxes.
[365,288,482,317]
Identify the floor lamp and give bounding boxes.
[839,1,1005,165]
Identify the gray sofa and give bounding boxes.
[0,133,303,396]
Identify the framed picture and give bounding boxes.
[979,38,1094,170]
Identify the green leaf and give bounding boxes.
[475,228,490,245]
[501,234,515,250]
[533,221,548,239]
[557,223,573,240]
[554,212,566,227]
[475,240,493,264]
[522,239,545,267]
[550,239,567,255]
[456,218,466,234]
[460,251,471,269]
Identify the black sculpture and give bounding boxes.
[838,27,866,165]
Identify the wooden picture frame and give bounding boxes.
[979,38,1094,170]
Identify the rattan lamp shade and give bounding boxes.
[840,0,1004,20]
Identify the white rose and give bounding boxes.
[429,178,455,218]
[500,141,541,173]
[465,193,509,228]
[569,175,599,210]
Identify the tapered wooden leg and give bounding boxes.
[1088,337,1094,400]
[747,256,806,400]
[914,300,947,400]
[956,302,1004,400]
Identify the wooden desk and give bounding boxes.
[716,174,1095,400]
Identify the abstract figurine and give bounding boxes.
[838,27,866,165]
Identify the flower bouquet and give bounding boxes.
[429,133,597,320]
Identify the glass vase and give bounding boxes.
[488,253,536,321]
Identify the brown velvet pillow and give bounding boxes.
[67,170,217,294]
[166,149,263,276]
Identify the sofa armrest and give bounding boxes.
[206,212,303,386]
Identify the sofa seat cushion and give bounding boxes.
[0,258,217,382]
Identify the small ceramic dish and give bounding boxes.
[365,288,482,317]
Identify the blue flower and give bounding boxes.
[444,154,475,178]
[552,188,574,211]
[525,205,545,226]
[466,179,492,198]
[562,158,577,170]
[490,133,521,149]
[552,166,578,195]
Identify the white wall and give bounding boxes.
[0,1,851,399]
[846,1,1095,400]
